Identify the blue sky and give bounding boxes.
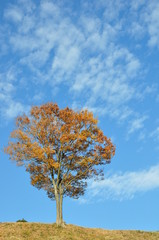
[1,0,159,231]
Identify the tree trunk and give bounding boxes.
[55,195,60,225]
[59,192,63,224]
[55,191,64,226]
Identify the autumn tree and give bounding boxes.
[4,103,115,226]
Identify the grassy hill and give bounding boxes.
[0,223,159,240]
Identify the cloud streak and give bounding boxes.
[0,0,157,138]
[79,164,159,203]
[128,116,148,135]
[0,67,30,119]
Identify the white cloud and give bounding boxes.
[0,68,29,119]
[144,1,159,48]
[0,81,15,95]
[128,115,148,135]
[52,46,80,74]
[33,92,44,102]
[138,131,146,141]
[118,108,133,122]
[1,0,154,134]
[79,164,159,203]
[150,127,159,142]
[19,15,35,34]
[4,100,30,119]
[72,46,140,104]
[100,0,125,22]
[129,22,145,39]
[130,0,146,10]
[40,0,60,18]
[124,1,159,50]
[4,6,23,22]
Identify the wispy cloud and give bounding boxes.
[130,0,146,10]
[128,115,148,135]
[3,100,30,119]
[0,68,29,119]
[129,0,159,48]
[4,6,23,22]
[79,164,159,203]
[0,0,157,133]
[150,127,159,142]
[145,1,159,48]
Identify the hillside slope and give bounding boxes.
[0,223,159,240]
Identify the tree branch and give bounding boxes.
[62,163,93,194]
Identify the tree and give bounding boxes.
[4,102,115,226]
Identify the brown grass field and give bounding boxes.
[0,223,159,240]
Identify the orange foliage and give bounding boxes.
[4,102,115,200]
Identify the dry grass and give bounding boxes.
[0,223,159,240]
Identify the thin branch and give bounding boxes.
[62,163,93,193]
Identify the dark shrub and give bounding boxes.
[16,218,27,222]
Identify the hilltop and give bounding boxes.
[0,223,159,240]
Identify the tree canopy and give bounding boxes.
[5,102,115,226]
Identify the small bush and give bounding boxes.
[16,218,27,223]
